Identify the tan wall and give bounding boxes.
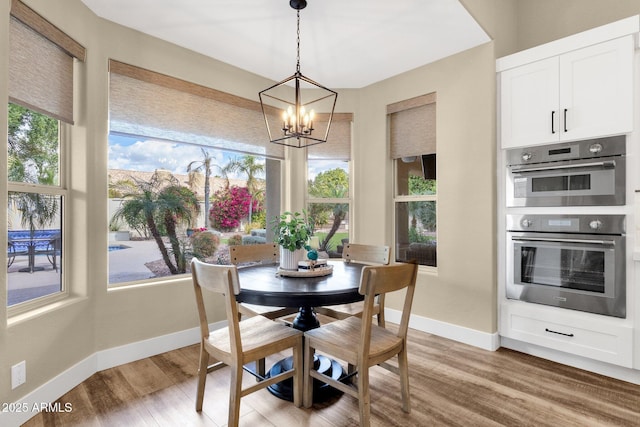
[3,0,640,407]
[353,0,504,334]
[515,0,640,52]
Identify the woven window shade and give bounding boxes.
[109,60,285,159]
[307,113,352,160]
[388,92,436,159]
[8,9,84,124]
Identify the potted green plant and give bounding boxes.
[272,210,313,270]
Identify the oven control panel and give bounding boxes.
[507,214,625,235]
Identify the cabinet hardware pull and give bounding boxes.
[545,328,574,337]
[551,111,555,134]
[564,108,568,132]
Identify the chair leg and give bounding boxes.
[357,366,371,427]
[398,347,411,413]
[347,363,357,385]
[377,295,386,327]
[195,347,209,412]
[292,337,303,407]
[303,340,314,408]
[256,358,266,381]
[228,363,243,427]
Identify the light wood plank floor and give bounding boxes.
[23,326,640,426]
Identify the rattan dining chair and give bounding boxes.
[303,261,418,427]
[315,243,390,325]
[190,258,304,427]
[229,243,299,320]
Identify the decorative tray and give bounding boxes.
[277,265,333,278]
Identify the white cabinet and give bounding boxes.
[501,302,633,367]
[500,36,634,149]
[500,57,559,147]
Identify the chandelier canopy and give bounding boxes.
[259,0,338,148]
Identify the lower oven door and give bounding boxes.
[508,232,625,318]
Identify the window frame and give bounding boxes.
[7,121,69,315]
[306,129,353,252]
[388,92,437,270]
[392,158,437,270]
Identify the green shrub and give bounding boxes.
[227,233,243,246]
[252,209,267,228]
[190,231,220,258]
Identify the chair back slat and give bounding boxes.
[192,258,240,295]
[343,243,390,265]
[358,262,418,341]
[230,243,278,266]
[191,259,242,353]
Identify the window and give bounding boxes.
[108,62,281,286]
[389,93,437,267]
[6,1,85,309]
[7,105,64,306]
[306,115,352,257]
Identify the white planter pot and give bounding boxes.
[280,247,305,270]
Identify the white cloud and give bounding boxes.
[109,139,233,176]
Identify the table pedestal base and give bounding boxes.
[266,354,344,402]
[292,306,319,330]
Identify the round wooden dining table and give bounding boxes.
[236,260,365,331]
[236,260,366,401]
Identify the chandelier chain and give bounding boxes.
[296,10,301,73]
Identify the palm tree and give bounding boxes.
[187,148,218,228]
[9,192,59,241]
[318,185,348,252]
[112,171,200,274]
[226,155,265,226]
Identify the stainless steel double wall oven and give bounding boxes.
[506,136,627,318]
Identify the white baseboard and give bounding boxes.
[384,308,501,351]
[1,322,223,427]
[96,326,202,371]
[0,354,98,427]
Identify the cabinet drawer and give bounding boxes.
[501,303,632,367]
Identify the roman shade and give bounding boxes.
[307,113,353,161]
[109,60,285,159]
[388,92,436,159]
[9,0,86,124]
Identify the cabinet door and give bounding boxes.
[500,57,560,148]
[560,36,634,141]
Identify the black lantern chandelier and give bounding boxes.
[259,0,337,148]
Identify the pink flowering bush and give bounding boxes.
[209,186,262,231]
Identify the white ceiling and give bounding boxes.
[80,0,491,89]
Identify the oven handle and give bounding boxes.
[510,160,615,174]
[512,237,615,246]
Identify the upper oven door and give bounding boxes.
[507,155,625,207]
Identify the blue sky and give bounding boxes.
[108,133,348,181]
[108,134,252,179]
